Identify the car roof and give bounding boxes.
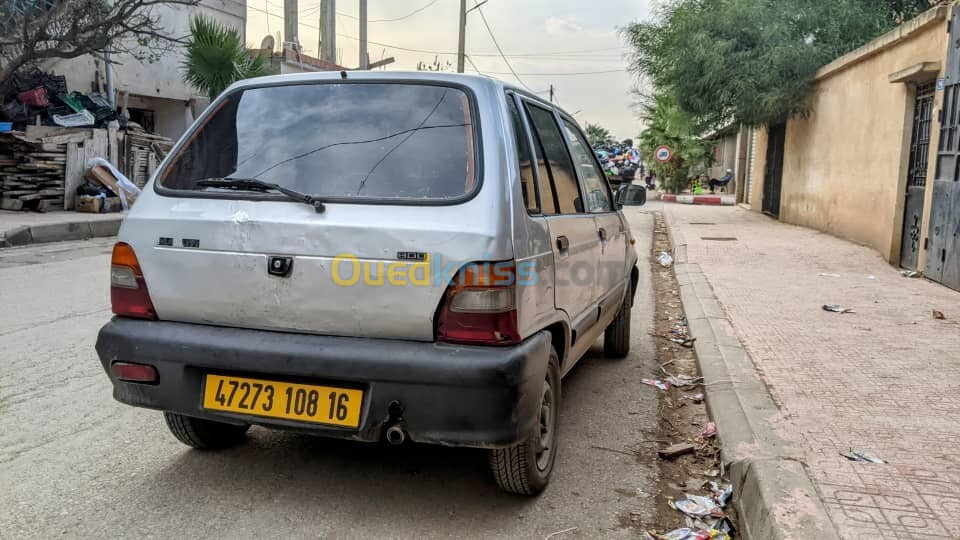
[225,71,568,118]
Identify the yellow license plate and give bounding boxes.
[202,374,363,428]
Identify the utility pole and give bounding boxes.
[320,0,337,65]
[549,84,554,102]
[283,0,298,49]
[104,49,114,108]
[359,0,368,69]
[456,0,466,73]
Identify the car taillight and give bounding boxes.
[437,261,521,346]
[111,242,157,320]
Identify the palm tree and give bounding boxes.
[584,123,613,147]
[183,15,268,100]
[639,92,712,194]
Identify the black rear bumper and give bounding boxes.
[95,318,551,448]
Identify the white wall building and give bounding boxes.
[44,0,246,140]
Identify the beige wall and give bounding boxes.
[770,7,947,262]
[748,126,768,211]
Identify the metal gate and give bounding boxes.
[900,81,936,271]
[762,123,786,217]
[926,5,960,290]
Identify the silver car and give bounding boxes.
[96,71,639,495]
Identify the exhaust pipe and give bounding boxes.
[385,424,406,445]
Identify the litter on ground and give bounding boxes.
[642,378,670,391]
[671,494,722,518]
[658,443,696,459]
[666,374,703,388]
[840,449,886,464]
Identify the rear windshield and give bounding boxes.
[160,83,477,201]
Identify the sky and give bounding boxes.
[245,0,653,140]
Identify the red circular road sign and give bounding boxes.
[654,145,672,163]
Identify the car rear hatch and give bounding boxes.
[128,78,503,342]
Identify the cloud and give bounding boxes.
[544,16,584,35]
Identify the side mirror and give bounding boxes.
[634,185,647,206]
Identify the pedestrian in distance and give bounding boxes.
[709,169,733,193]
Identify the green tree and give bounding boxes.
[0,0,199,82]
[638,91,712,194]
[584,123,613,146]
[183,15,268,101]
[624,0,944,130]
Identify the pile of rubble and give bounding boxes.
[0,68,173,212]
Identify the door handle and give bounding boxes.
[556,235,570,252]
[598,227,608,241]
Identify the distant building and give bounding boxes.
[43,0,247,140]
[260,46,349,75]
[704,125,746,196]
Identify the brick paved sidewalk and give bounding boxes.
[664,204,960,540]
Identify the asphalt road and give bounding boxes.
[0,210,659,539]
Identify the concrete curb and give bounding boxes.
[662,212,839,540]
[661,194,736,205]
[0,217,122,248]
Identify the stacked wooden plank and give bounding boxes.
[0,123,173,212]
[0,127,113,211]
[0,132,69,211]
[124,123,173,187]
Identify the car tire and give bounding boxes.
[604,286,632,358]
[489,347,560,496]
[163,412,250,450]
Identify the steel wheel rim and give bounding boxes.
[535,378,555,472]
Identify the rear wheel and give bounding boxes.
[489,348,560,496]
[604,286,632,358]
[163,412,250,450]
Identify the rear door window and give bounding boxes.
[561,118,612,213]
[506,95,539,214]
[160,83,477,202]
[524,103,582,214]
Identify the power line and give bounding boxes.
[464,55,485,75]
[490,47,627,57]
[346,0,441,22]
[474,69,624,76]
[247,4,628,61]
[471,1,532,91]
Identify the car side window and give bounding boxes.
[532,141,559,215]
[506,96,540,214]
[524,103,583,214]
[561,118,612,213]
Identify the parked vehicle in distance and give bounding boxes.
[96,72,640,495]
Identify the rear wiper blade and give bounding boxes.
[196,178,325,213]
